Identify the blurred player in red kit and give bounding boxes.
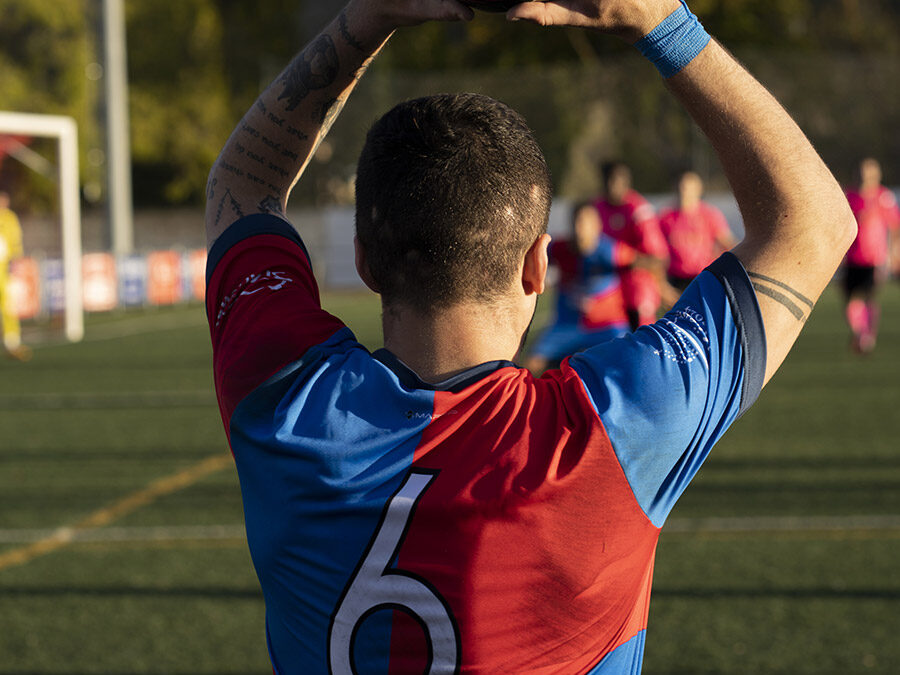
[594,161,673,329]
[525,202,636,374]
[843,158,900,353]
[660,171,736,291]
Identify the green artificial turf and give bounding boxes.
[0,283,896,673]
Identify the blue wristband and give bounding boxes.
[635,0,711,78]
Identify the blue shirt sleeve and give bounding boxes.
[569,252,765,527]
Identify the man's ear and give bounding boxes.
[522,233,551,296]
[354,236,380,293]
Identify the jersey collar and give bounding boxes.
[372,349,516,394]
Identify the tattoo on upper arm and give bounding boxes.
[213,188,245,229]
[258,195,283,215]
[748,272,814,323]
[339,11,365,51]
[278,34,339,112]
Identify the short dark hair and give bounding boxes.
[600,160,629,188]
[355,93,552,313]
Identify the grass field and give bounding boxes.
[0,283,898,674]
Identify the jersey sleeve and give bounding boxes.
[205,214,346,427]
[569,252,765,526]
[708,204,731,240]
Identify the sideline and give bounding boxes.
[23,306,207,348]
[0,453,232,572]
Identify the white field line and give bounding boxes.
[25,308,207,348]
[81,310,207,342]
[0,515,899,546]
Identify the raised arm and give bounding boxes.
[664,43,855,383]
[205,0,473,248]
[510,0,856,384]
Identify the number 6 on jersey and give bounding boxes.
[328,470,460,674]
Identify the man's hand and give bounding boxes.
[507,0,680,42]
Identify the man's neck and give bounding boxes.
[860,181,881,194]
[381,302,526,384]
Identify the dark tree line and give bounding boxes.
[0,0,897,210]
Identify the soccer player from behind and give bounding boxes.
[843,157,900,353]
[0,191,29,361]
[204,0,855,672]
[525,201,635,374]
[660,170,737,291]
[594,161,673,329]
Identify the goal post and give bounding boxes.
[0,111,83,342]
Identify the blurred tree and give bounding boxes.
[2,0,897,210]
[0,0,100,213]
[126,0,233,205]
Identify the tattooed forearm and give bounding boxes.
[339,11,365,51]
[749,272,814,322]
[207,8,391,243]
[286,125,308,141]
[278,34,340,112]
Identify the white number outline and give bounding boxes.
[328,470,460,674]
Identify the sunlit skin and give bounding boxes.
[677,171,704,211]
[859,157,882,193]
[573,204,602,255]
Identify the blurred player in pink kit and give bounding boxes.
[843,158,900,353]
[660,171,737,291]
[595,161,672,330]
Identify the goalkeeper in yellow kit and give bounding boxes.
[0,191,30,360]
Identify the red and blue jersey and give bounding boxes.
[530,238,633,361]
[206,214,765,674]
[547,237,633,330]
